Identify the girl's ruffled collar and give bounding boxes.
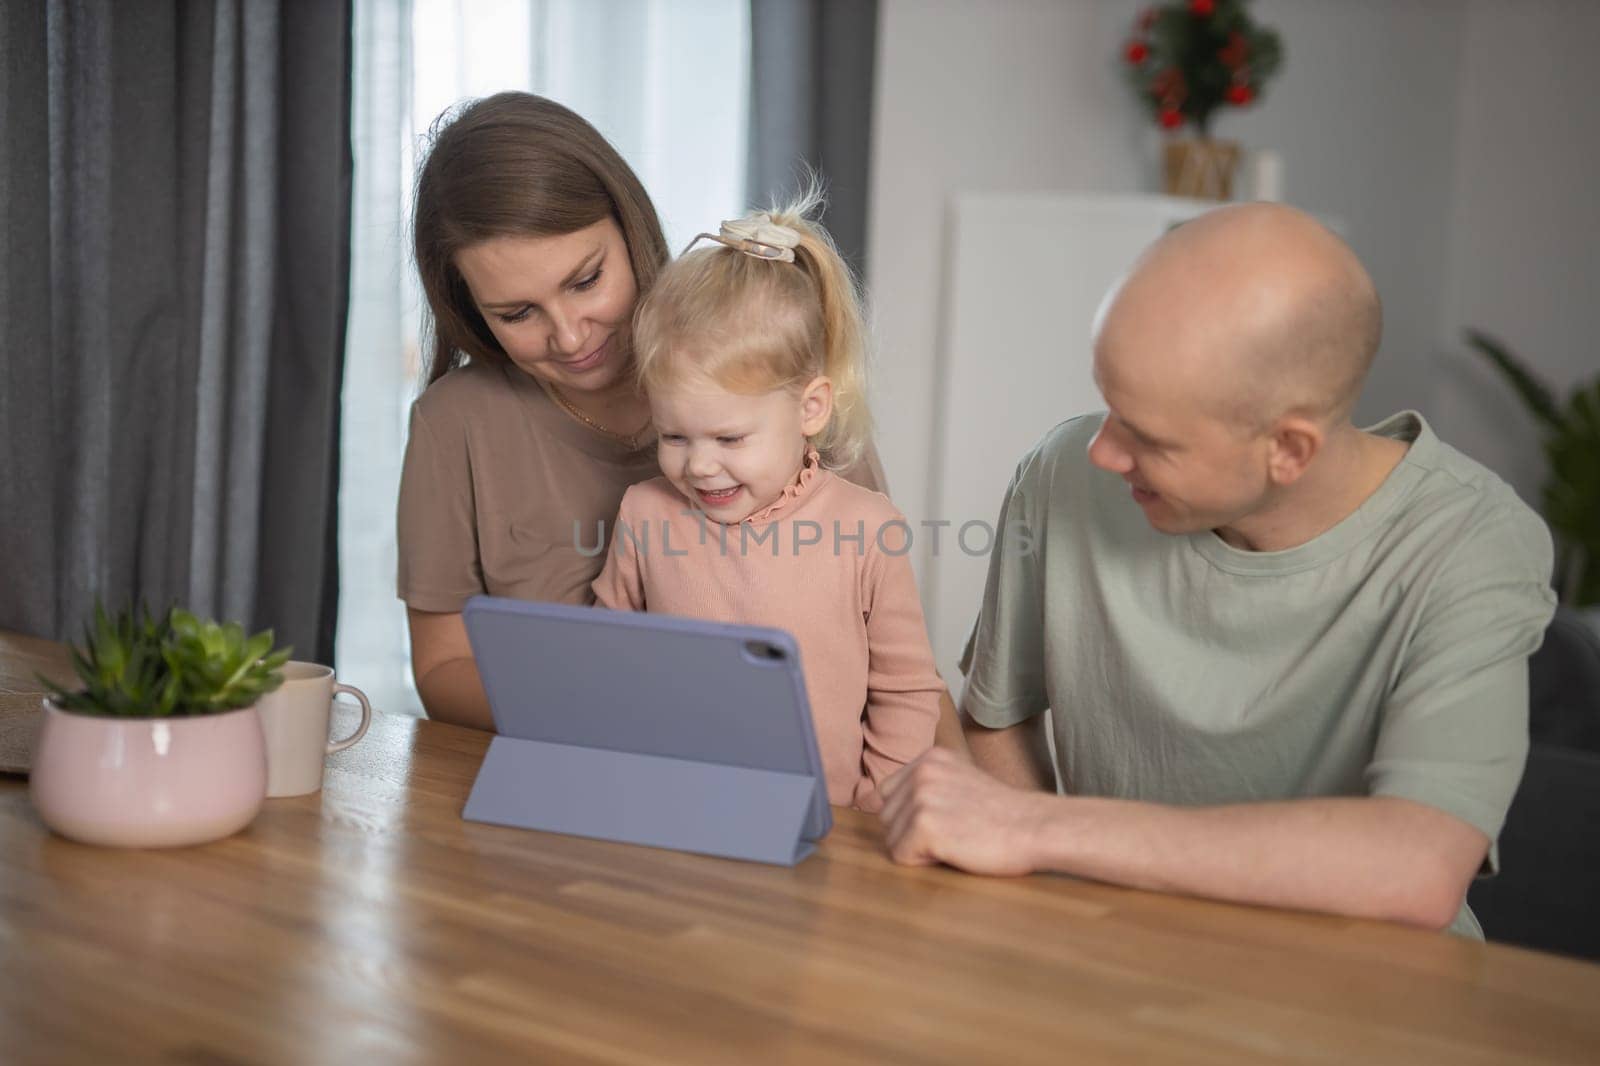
[743,447,826,524]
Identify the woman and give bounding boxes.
[397,92,886,729]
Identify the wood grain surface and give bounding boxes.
[3,630,1598,1065]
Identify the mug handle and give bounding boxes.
[327,682,373,754]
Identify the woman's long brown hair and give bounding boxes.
[412,92,669,387]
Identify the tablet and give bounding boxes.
[460,595,832,864]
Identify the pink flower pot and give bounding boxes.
[30,700,268,848]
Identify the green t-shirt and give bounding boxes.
[960,411,1556,937]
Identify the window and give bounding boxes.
[339,0,750,715]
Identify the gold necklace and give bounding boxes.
[546,383,650,450]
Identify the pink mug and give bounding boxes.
[255,661,372,797]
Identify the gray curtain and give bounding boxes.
[0,0,352,665]
[747,0,878,275]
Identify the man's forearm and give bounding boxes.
[965,712,1054,792]
[1021,793,1487,930]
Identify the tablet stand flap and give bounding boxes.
[463,736,821,866]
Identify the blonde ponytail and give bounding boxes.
[763,185,871,469]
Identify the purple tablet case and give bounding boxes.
[461,596,831,865]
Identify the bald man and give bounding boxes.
[880,205,1556,936]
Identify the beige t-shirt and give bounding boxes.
[397,360,887,612]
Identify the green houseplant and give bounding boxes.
[32,604,292,848]
[42,604,291,717]
[1465,328,1600,608]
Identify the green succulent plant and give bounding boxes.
[43,603,292,717]
[1466,328,1600,607]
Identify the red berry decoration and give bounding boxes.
[1125,41,1150,65]
[1226,83,1254,105]
[1218,31,1249,69]
[1159,109,1184,130]
[1190,0,1215,16]
[1138,7,1158,32]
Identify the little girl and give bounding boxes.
[592,192,942,811]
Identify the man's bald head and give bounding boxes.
[1094,203,1382,433]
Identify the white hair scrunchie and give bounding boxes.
[681,212,802,263]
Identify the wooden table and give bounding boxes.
[4,631,1600,1064]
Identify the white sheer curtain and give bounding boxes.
[339,0,750,715]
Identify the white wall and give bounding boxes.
[866,0,1597,635]
[1435,0,1600,502]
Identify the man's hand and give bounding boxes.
[878,748,1054,876]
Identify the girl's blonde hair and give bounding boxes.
[632,185,871,470]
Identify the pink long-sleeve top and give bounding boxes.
[591,453,943,810]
